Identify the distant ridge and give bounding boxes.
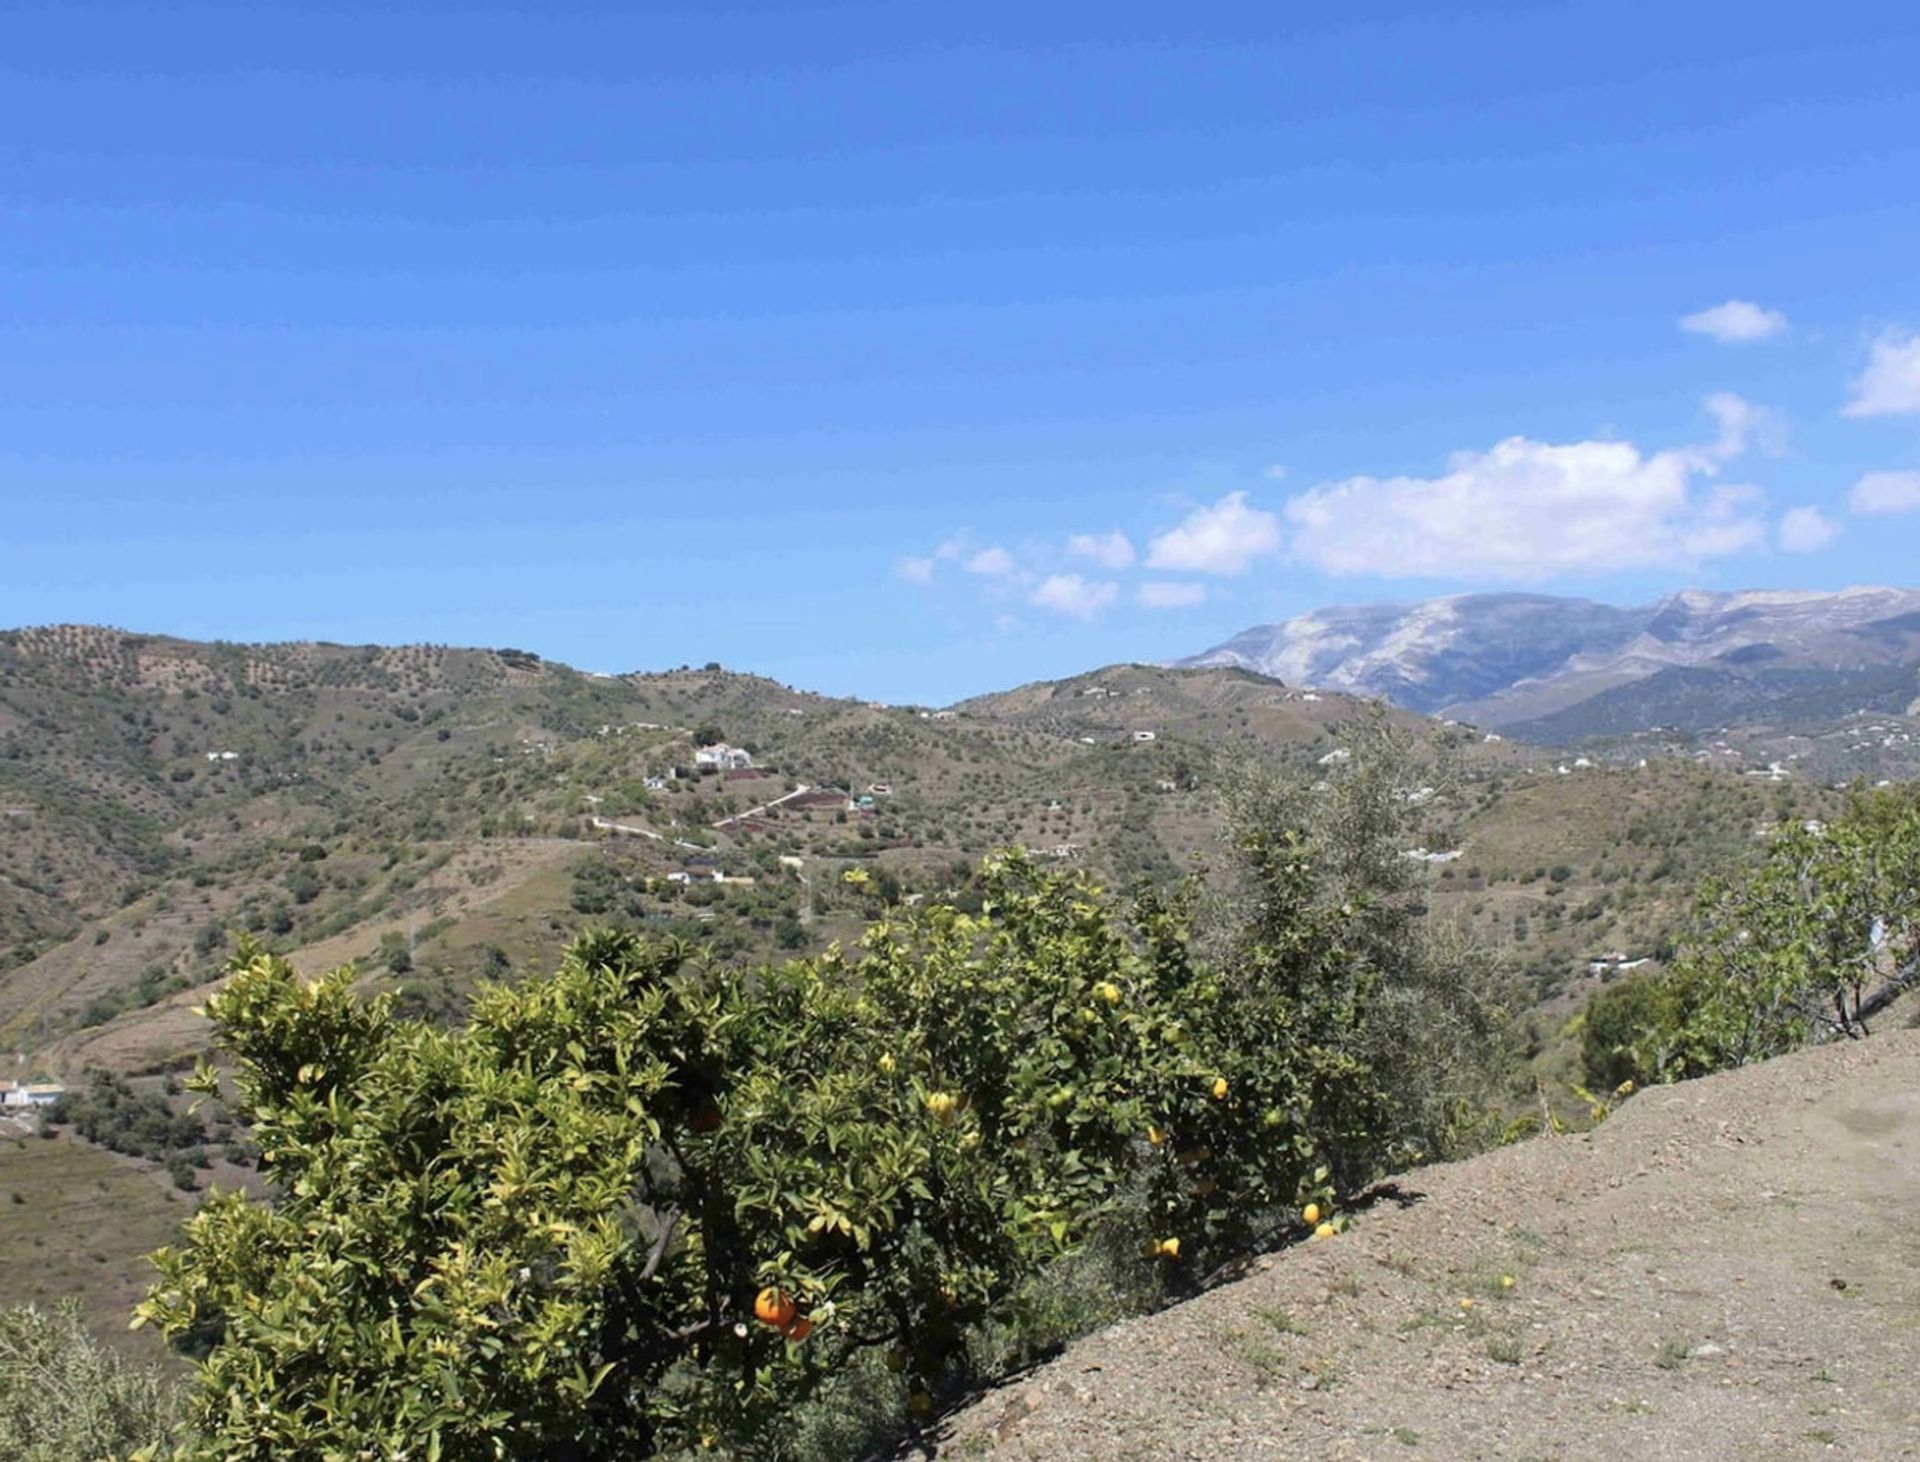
[1176,587,1920,735]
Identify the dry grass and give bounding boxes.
[0,1134,188,1362]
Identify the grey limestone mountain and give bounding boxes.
[1177,586,1920,735]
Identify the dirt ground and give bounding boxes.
[922,1029,1920,1461]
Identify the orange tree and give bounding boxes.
[139,852,1398,1459]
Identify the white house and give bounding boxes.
[0,1082,64,1109]
[1131,730,1157,743]
[695,744,753,771]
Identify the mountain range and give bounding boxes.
[1177,586,1920,739]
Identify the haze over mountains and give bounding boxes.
[1178,586,1920,738]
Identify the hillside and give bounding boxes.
[0,629,1843,1082]
[1178,588,1920,767]
[925,1027,1920,1460]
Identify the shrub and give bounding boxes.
[140,841,1422,1458]
[46,1071,207,1165]
[1601,784,1920,1081]
[0,1301,181,1460]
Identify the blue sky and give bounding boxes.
[4,2,1919,704]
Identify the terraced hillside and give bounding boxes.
[1,628,1845,1084]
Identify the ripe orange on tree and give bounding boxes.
[754,1287,797,1329]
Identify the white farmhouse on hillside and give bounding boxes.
[694,744,753,771]
[0,1082,64,1108]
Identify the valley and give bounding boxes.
[0,617,1900,1375]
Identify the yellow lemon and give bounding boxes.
[1212,1077,1229,1100]
[1499,1275,1515,1290]
[1302,1203,1321,1226]
[1158,1236,1181,1259]
[1147,1125,1165,1147]
[878,1053,896,1074]
[1312,1221,1336,1240]
[1094,981,1122,1005]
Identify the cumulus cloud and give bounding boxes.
[1066,530,1136,570]
[1029,574,1118,619]
[1137,581,1207,609]
[1680,299,1787,343]
[965,546,1016,576]
[1844,329,1920,418]
[1283,415,1769,579]
[1849,470,1920,515]
[1145,491,1282,575]
[1777,506,1839,553]
[893,555,936,585]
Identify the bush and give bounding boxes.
[141,831,1454,1459]
[1581,974,1662,1089]
[46,1070,207,1164]
[1597,784,1920,1082]
[0,1301,181,1460]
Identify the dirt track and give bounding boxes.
[924,1029,1920,1460]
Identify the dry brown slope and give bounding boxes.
[929,1029,1920,1461]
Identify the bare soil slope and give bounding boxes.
[927,1029,1920,1461]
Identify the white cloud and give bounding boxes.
[1680,299,1787,343]
[1137,581,1207,609]
[1844,329,1920,418]
[965,546,1016,576]
[1145,491,1282,576]
[1029,574,1118,619]
[893,555,935,585]
[1849,470,1920,515]
[1066,530,1136,570]
[1777,506,1839,553]
[1283,418,1768,579]
[1698,391,1786,463]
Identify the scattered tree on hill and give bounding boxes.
[1587,783,1920,1084]
[45,1070,206,1166]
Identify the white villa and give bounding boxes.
[0,1082,64,1109]
[694,743,753,771]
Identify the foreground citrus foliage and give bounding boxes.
[143,715,1516,1458]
